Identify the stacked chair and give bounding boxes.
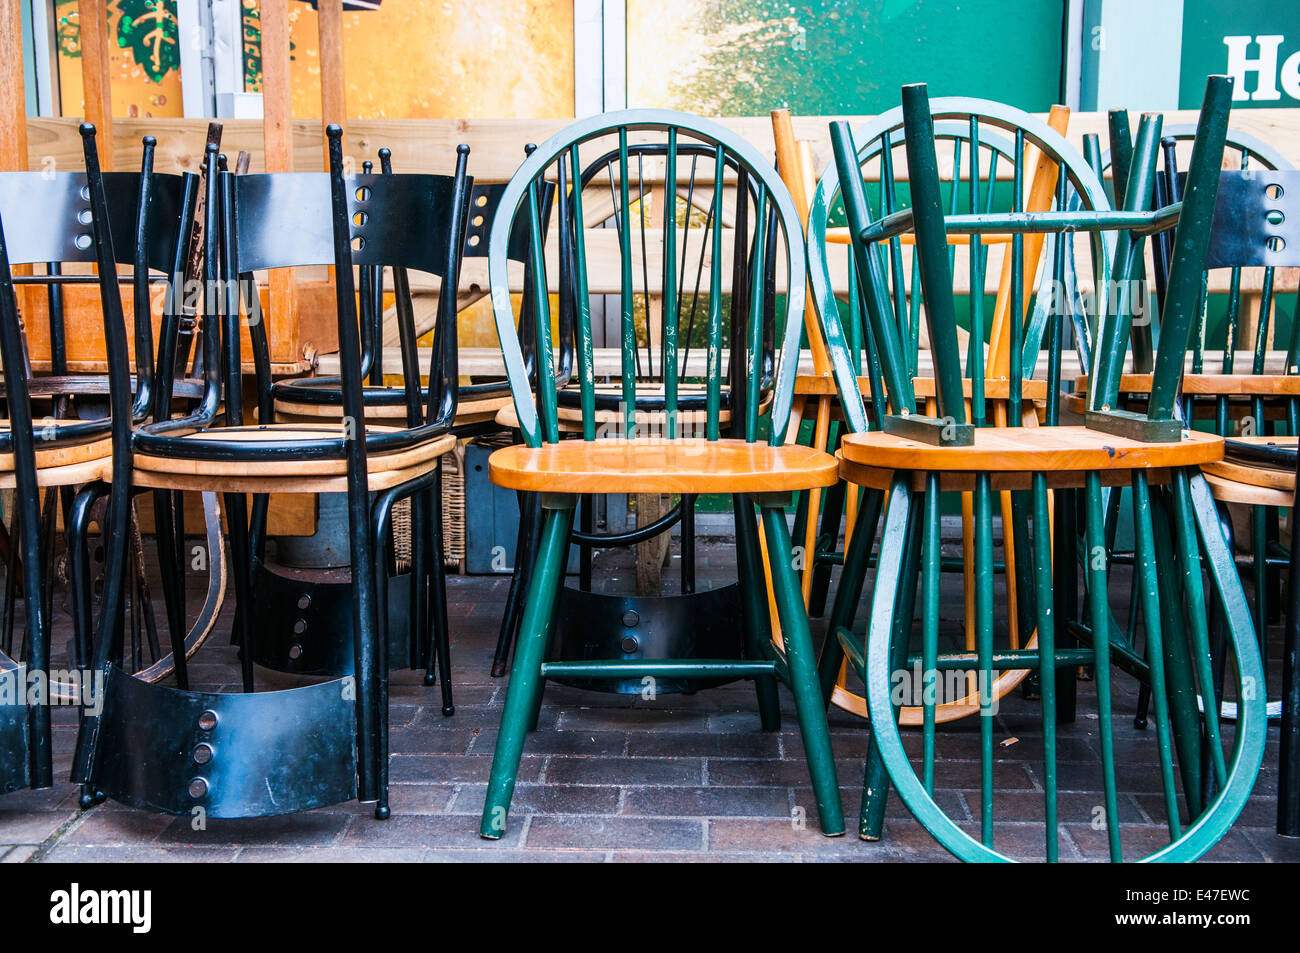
[71,126,471,820]
[0,126,197,795]
[806,77,1268,860]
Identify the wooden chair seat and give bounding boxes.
[839,425,1223,476]
[132,424,456,494]
[0,430,112,470]
[272,392,511,427]
[1074,372,1300,398]
[1202,435,1298,506]
[488,437,838,494]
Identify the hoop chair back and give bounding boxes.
[488,109,804,449]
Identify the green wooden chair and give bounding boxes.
[479,110,844,840]
[807,77,1267,861]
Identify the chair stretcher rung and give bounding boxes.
[538,659,777,679]
[903,648,1095,671]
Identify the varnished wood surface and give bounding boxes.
[0,456,109,489]
[839,456,1175,492]
[133,426,456,478]
[272,393,511,424]
[1076,371,1300,396]
[839,425,1223,473]
[488,438,839,493]
[0,432,112,470]
[132,456,447,496]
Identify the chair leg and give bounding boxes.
[858,478,917,840]
[819,486,883,704]
[732,494,780,731]
[1130,473,1183,840]
[760,503,844,836]
[491,490,541,678]
[1051,486,1078,724]
[223,492,256,693]
[152,488,188,689]
[369,489,399,820]
[480,501,574,839]
[428,462,454,714]
[1083,472,1122,862]
[67,482,107,806]
[409,492,429,674]
[1281,471,1300,836]
[1030,473,1059,861]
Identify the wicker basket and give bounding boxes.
[393,439,466,571]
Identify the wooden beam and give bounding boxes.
[76,0,113,169]
[317,0,347,162]
[260,0,296,358]
[0,0,28,171]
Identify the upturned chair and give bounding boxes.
[71,126,471,820]
[479,110,843,840]
[0,126,144,795]
[809,78,1267,860]
[775,102,1081,727]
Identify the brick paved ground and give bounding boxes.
[1,532,1296,863]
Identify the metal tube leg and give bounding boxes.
[152,488,188,689]
[860,482,922,841]
[733,493,781,731]
[369,490,398,819]
[428,464,454,714]
[409,492,429,673]
[974,473,995,848]
[223,493,256,694]
[761,503,844,836]
[480,502,575,839]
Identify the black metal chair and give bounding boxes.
[0,125,140,796]
[71,125,472,820]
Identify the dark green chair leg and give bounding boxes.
[733,493,781,732]
[481,501,575,839]
[860,483,922,840]
[760,503,845,836]
[1084,472,1122,862]
[819,486,883,704]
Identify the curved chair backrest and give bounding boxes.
[807,97,1112,436]
[0,127,136,765]
[0,140,198,418]
[488,109,804,448]
[218,139,471,434]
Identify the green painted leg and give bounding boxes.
[1084,472,1122,862]
[1150,486,1205,818]
[480,501,575,839]
[920,472,942,795]
[819,486,883,704]
[733,493,781,731]
[1052,486,1078,724]
[761,504,844,837]
[1031,474,1058,861]
[974,473,996,848]
[1131,473,1183,840]
[1170,470,1228,791]
[860,481,922,840]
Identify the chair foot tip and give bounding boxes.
[490,666,507,678]
[424,675,437,686]
[374,805,391,820]
[78,793,96,810]
[441,706,455,717]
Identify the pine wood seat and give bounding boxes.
[488,437,838,494]
[1075,372,1300,397]
[132,424,456,492]
[0,430,112,470]
[838,425,1223,475]
[794,374,1049,401]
